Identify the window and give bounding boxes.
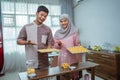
[1,1,61,54]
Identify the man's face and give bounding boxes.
[36,11,48,24]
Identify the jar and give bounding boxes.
[26,60,36,78]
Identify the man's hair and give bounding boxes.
[37,5,49,14]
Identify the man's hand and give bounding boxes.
[27,40,37,45]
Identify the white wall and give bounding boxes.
[74,0,120,50]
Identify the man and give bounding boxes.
[17,5,54,69]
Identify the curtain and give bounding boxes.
[0,2,4,72]
[1,0,28,73]
[59,0,74,22]
[1,0,61,73]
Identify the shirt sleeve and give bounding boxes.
[17,26,27,40]
[53,39,60,49]
[73,32,81,46]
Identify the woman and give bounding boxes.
[54,14,82,80]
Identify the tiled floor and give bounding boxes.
[0,72,20,80]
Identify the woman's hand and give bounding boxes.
[58,41,62,46]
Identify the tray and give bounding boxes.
[67,46,88,54]
[38,48,59,53]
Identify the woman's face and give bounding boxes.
[36,11,48,24]
[60,18,69,29]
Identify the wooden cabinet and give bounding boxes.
[86,50,120,80]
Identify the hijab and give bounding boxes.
[54,14,76,39]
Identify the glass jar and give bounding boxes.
[26,60,36,78]
[26,60,36,68]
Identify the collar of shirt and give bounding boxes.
[33,21,43,27]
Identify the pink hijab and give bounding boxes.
[54,14,76,39]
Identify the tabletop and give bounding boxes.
[19,61,99,80]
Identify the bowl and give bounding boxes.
[28,73,36,78]
[69,66,76,70]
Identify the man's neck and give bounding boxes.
[34,20,42,26]
[34,20,43,27]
